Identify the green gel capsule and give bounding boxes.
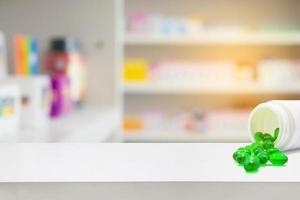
[236,151,250,165]
[238,146,251,155]
[254,132,264,143]
[263,133,275,142]
[237,147,245,151]
[253,146,264,155]
[244,155,260,172]
[257,151,269,164]
[267,147,280,155]
[269,152,288,166]
[263,139,274,150]
[233,151,239,161]
[244,145,253,154]
[274,128,280,141]
[251,143,261,149]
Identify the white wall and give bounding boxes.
[0,0,118,106]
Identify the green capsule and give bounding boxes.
[236,151,250,165]
[274,128,280,141]
[253,146,264,155]
[263,139,274,150]
[254,132,264,143]
[244,155,260,172]
[245,145,253,154]
[233,151,239,161]
[238,147,246,151]
[236,147,246,154]
[251,143,261,149]
[238,146,251,155]
[257,151,269,164]
[263,133,275,142]
[267,147,280,155]
[269,152,288,166]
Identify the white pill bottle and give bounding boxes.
[249,100,300,151]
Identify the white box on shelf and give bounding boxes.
[0,84,21,142]
[4,75,51,131]
[0,32,7,78]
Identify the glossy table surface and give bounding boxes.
[0,143,298,182]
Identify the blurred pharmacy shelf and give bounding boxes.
[123,132,250,143]
[123,83,300,95]
[125,32,300,46]
[19,107,120,143]
[120,0,300,143]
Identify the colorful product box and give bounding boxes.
[14,35,39,76]
[0,32,7,78]
[50,76,73,118]
[0,84,21,142]
[4,76,51,130]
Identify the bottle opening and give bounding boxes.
[249,104,281,141]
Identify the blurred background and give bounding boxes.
[1,0,300,143]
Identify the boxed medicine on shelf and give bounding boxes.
[0,83,21,142]
[3,76,51,130]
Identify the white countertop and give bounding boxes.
[0,143,299,183]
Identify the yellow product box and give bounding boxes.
[124,59,149,82]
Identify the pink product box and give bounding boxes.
[127,13,204,35]
[152,61,236,84]
[128,12,150,34]
[204,110,250,134]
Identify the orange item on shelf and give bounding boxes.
[123,117,143,131]
[14,36,23,75]
[124,59,149,82]
[14,35,30,75]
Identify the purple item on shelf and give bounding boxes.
[50,76,72,118]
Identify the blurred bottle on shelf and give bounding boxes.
[46,37,86,109]
[50,76,72,118]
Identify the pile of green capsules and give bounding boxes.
[233,128,288,173]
